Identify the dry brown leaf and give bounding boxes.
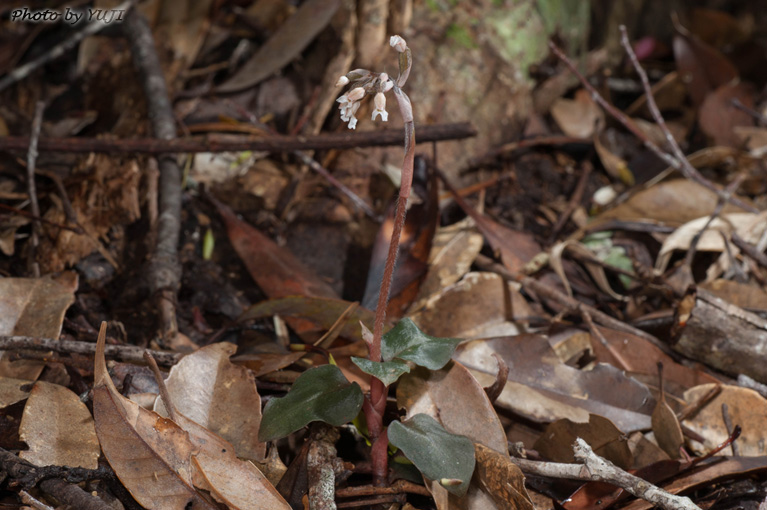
[154,342,266,462]
[92,323,217,510]
[593,179,751,228]
[700,280,767,312]
[408,218,483,314]
[0,272,77,380]
[454,336,654,432]
[551,89,604,139]
[534,414,633,469]
[683,384,767,456]
[474,443,535,510]
[0,377,32,408]
[169,412,290,510]
[19,381,99,469]
[651,365,684,459]
[411,272,533,339]
[698,81,755,147]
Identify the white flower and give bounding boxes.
[341,101,360,129]
[390,35,407,53]
[347,86,365,102]
[379,72,389,83]
[372,92,388,122]
[335,75,350,87]
[381,79,393,93]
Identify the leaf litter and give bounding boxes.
[1,2,767,510]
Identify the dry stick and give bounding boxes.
[720,403,739,456]
[0,123,475,154]
[0,335,180,365]
[335,480,431,498]
[292,150,380,220]
[549,39,756,214]
[123,9,182,343]
[143,351,177,422]
[549,160,592,241]
[474,253,677,357]
[25,101,45,278]
[0,0,136,93]
[0,448,113,510]
[732,232,767,268]
[573,439,702,510]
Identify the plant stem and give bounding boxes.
[368,85,415,486]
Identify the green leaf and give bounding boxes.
[351,357,411,386]
[381,319,461,370]
[388,414,475,497]
[259,365,363,442]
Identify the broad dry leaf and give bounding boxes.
[408,218,484,313]
[411,272,533,339]
[92,324,217,510]
[551,89,604,139]
[474,443,534,510]
[0,377,32,408]
[171,412,290,510]
[683,384,767,456]
[454,336,654,432]
[651,365,684,459]
[0,272,77,379]
[534,414,633,469]
[19,381,99,469]
[154,342,266,462]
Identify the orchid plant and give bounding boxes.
[259,36,475,494]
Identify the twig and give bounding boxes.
[0,123,476,154]
[731,232,767,268]
[335,480,431,498]
[123,9,182,343]
[307,424,343,510]
[143,351,176,421]
[292,150,380,220]
[0,448,113,510]
[720,403,739,456]
[549,38,756,214]
[474,253,677,357]
[0,0,136,92]
[573,438,702,510]
[549,160,592,241]
[0,335,181,365]
[483,353,508,405]
[25,101,45,278]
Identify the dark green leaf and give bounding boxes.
[388,414,475,497]
[259,365,363,441]
[351,357,411,386]
[382,319,461,370]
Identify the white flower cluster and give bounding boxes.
[334,36,407,130]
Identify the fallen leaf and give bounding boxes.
[683,384,767,456]
[154,342,267,462]
[474,443,535,510]
[698,81,755,147]
[92,323,217,510]
[534,414,633,469]
[651,364,684,459]
[0,377,32,408]
[217,0,342,93]
[19,381,99,469]
[0,272,77,380]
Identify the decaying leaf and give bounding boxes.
[19,381,100,469]
[683,384,767,456]
[92,323,217,510]
[154,342,266,462]
[474,443,534,510]
[651,363,685,459]
[0,272,77,380]
[0,377,32,408]
[535,414,633,469]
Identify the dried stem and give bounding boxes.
[123,8,182,343]
[25,101,45,278]
[548,38,756,214]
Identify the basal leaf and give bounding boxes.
[259,365,363,442]
[388,414,475,497]
[382,318,461,370]
[351,357,411,386]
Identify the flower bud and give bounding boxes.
[390,35,407,53]
[347,86,365,102]
[335,75,350,87]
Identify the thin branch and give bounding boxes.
[573,438,702,510]
[25,101,45,277]
[0,335,181,366]
[0,123,476,154]
[122,8,182,342]
[548,39,756,214]
[0,0,136,92]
